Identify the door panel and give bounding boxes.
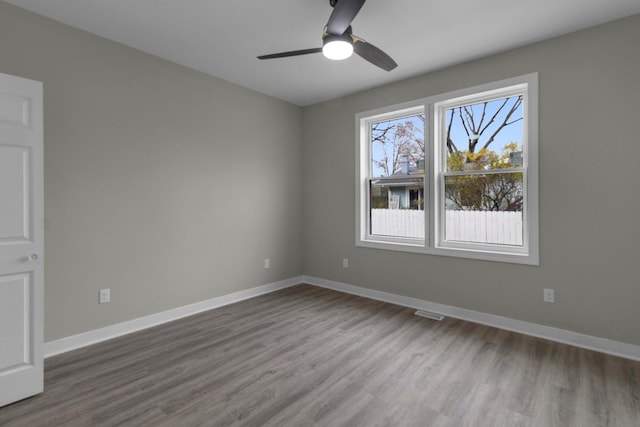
[0,273,33,372]
[0,92,31,128]
[0,145,31,242]
[0,72,43,407]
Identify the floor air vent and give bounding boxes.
[415,310,445,321]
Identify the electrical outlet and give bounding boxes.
[99,288,111,304]
[543,288,555,303]
[264,259,270,269]
[343,258,349,268]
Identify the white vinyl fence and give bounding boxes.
[371,209,523,245]
[371,209,425,239]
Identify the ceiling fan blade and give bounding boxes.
[257,48,322,60]
[353,38,397,71]
[326,0,367,35]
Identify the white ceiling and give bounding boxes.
[5,0,640,106]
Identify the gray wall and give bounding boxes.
[302,14,640,346]
[2,0,638,348]
[0,2,303,341]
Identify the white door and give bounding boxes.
[0,72,44,407]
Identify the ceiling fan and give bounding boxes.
[257,0,397,71]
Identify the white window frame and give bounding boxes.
[356,73,539,265]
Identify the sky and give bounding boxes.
[371,96,523,177]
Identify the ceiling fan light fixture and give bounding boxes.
[258,0,397,71]
[322,36,353,60]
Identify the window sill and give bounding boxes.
[357,238,539,265]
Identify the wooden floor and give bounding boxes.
[1,285,639,426]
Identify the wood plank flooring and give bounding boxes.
[1,284,638,426]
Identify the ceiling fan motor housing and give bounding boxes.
[323,25,353,43]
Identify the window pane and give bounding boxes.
[444,173,523,246]
[370,114,425,177]
[370,177,424,239]
[445,96,523,172]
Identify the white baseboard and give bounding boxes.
[302,276,640,362]
[45,275,640,362]
[44,276,303,358]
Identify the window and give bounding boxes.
[356,74,538,264]
[365,109,426,242]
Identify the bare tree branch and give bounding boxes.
[463,105,478,135]
[481,96,523,151]
[478,98,510,136]
[476,101,488,133]
[457,107,472,144]
[371,122,394,143]
[447,109,458,154]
